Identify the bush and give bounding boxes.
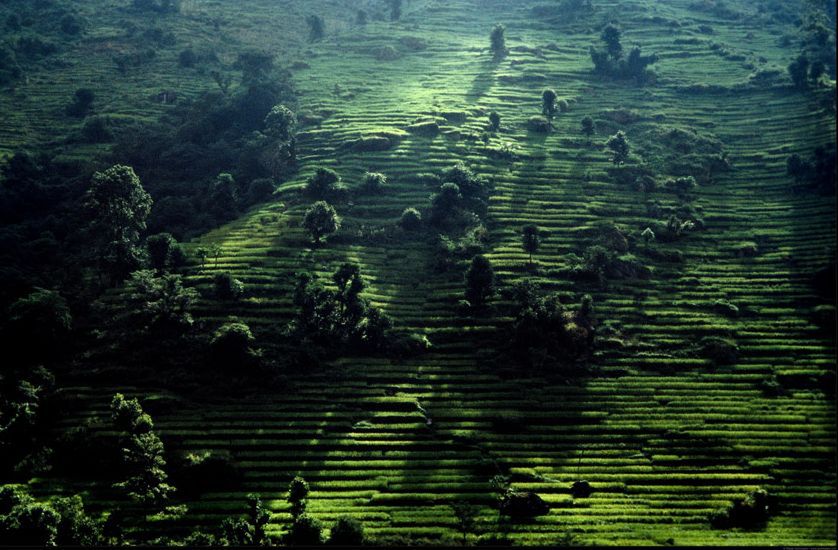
[327,517,364,546]
[213,273,244,301]
[66,89,95,118]
[499,491,550,519]
[81,116,113,143]
[399,208,422,231]
[710,488,770,529]
[360,172,387,194]
[699,336,738,365]
[527,116,551,133]
[210,322,257,367]
[305,167,343,198]
[285,514,323,546]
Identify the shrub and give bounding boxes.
[488,111,501,132]
[527,116,551,133]
[327,517,364,546]
[399,208,422,231]
[542,89,558,120]
[178,48,197,68]
[66,88,95,118]
[360,172,387,194]
[305,167,343,198]
[699,336,738,365]
[286,514,323,546]
[581,115,595,137]
[81,116,113,143]
[214,273,244,301]
[60,14,84,35]
[210,322,257,366]
[710,488,770,528]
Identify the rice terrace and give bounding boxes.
[0,0,835,546]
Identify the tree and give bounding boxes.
[85,165,153,284]
[465,255,495,307]
[399,207,422,231]
[451,502,478,547]
[542,89,558,123]
[264,104,297,141]
[303,201,341,244]
[210,322,257,367]
[488,111,501,132]
[110,393,174,513]
[788,54,810,89]
[327,517,364,546]
[286,514,323,546]
[235,50,274,85]
[490,24,507,58]
[5,289,72,361]
[214,273,245,301]
[356,9,368,25]
[219,493,271,546]
[601,23,622,59]
[522,225,541,264]
[0,500,60,546]
[606,131,630,165]
[124,270,198,334]
[52,495,103,546]
[287,476,309,519]
[146,233,180,273]
[361,172,387,194]
[66,88,95,118]
[305,167,343,198]
[581,116,595,139]
[306,14,325,42]
[429,182,463,227]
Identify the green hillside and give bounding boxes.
[1,0,835,546]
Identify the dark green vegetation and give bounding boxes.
[0,0,835,546]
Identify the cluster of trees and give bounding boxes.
[507,282,596,374]
[0,486,103,546]
[590,23,658,84]
[113,50,297,238]
[787,145,836,194]
[288,264,393,355]
[429,162,491,229]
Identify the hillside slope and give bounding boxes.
[17,0,835,545]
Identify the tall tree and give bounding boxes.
[85,165,152,285]
[303,201,341,244]
[465,255,495,307]
[522,225,541,264]
[606,131,630,165]
[490,24,507,58]
[542,89,558,124]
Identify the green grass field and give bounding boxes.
[3,0,835,545]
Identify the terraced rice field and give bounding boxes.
[22,0,835,545]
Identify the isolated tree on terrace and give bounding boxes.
[542,89,558,124]
[85,165,153,285]
[465,254,495,307]
[490,24,507,59]
[606,131,630,165]
[303,201,341,244]
[788,54,810,89]
[287,476,310,519]
[581,116,595,140]
[522,225,542,264]
[601,23,623,59]
[488,111,501,132]
[306,15,325,42]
